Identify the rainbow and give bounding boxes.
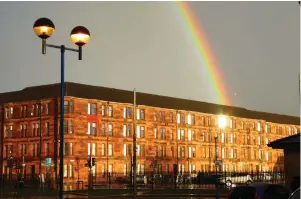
[175,1,230,105]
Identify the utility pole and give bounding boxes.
[133,89,137,198]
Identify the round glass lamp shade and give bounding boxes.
[33,18,55,39]
[70,26,90,46]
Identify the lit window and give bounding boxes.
[64,165,68,177]
[108,144,113,156]
[187,114,191,125]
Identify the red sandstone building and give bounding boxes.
[0,82,300,183]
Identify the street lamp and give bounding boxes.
[33,17,90,199]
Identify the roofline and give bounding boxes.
[0,82,300,125]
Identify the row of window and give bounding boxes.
[4,101,299,136]
[4,141,277,162]
[4,143,50,158]
[4,122,279,148]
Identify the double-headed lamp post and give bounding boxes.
[215,114,226,199]
[33,17,90,199]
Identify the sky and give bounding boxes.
[0,1,299,117]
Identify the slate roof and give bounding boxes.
[0,82,300,125]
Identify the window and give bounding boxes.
[180,146,185,158]
[108,106,113,117]
[108,124,113,136]
[101,144,105,156]
[92,143,96,156]
[123,107,132,119]
[230,134,233,144]
[191,114,195,125]
[140,109,145,120]
[88,103,97,115]
[188,146,196,158]
[288,127,291,135]
[45,122,50,136]
[160,112,165,122]
[160,128,166,140]
[154,128,157,139]
[32,124,40,137]
[61,120,73,134]
[64,165,68,177]
[108,144,113,156]
[21,105,28,117]
[265,138,269,145]
[257,122,261,132]
[177,129,185,140]
[45,143,50,156]
[266,124,271,133]
[5,107,9,119]
[46,103,50,115]
[123,144,127,156]
[160,145,166,157]
[20,144,27,156]
[140,126,145,138]
[201,117,205,126]
[169,112,173,122]
[187,113,192,125]
[101,123,105,136]
[141,145,145,156]
[32,143,39,157]
[207,117,211,126]
[20,124,27,137]
[4,125,12,138]
[180,113,185,124]
[154,112,157,121]
[188,130,195,141]
[221,133,225,143]
[69,165,73,178]
[108,164,113,174]
[201,132,205,142]
[127,124,132,137]
[189,164,196,173]
[90,123,97,136]
[101,105,105,116]
[88,143,91,155]
[64,142,73,156]
[123,125,127,137]
[137,145,140,156]
[177,113,180,124]
[10,107,13,118]
[64,101,73,113]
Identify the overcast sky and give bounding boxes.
[0,1,299,117]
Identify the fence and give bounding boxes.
[0,170,286,191]
[89,170,285,189]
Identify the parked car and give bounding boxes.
[227,183,290,199]
[220,173,253,187]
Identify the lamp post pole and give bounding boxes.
[133,89,137,198]
[39,99,43,183]
[214,135,220,199]
[33,17,90,199]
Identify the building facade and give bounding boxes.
[0,82,300,183]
